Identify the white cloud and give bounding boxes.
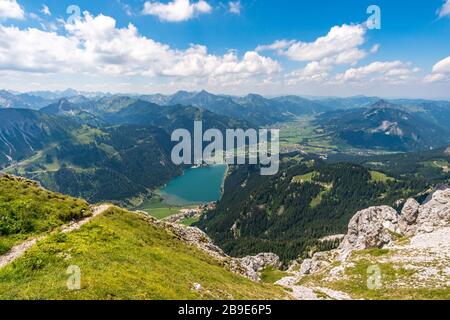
[161,47,280,77]
[228,1,241,15]
[41,4,51,16]
[259,24,367,65]
[257,24,372,83]
[123,4,133,16]
[432,56,450,74]
[285,61,331,85]
[438,0,450,18]
[370,44,380,54]
[0,12,280,82]
[425,56,450,82]
[0,0,24,20]
[256,40,295,53]
[142,0,212,22]
[29,12,41,21]
[335,61,419,84]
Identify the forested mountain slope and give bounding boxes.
[0,109,77,167]
[5,124,181,203]
[197,158,428,262]
[315,100,450,152]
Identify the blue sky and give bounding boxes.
[0,0,450,98]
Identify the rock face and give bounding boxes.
[279,188,450,299]
[414,189,450,234]
[339,206,400,258]
[297,251,337,276]
[398,198,420,236]
[240,253,281,274]
[298,188,450,276]
[338,189,450,257]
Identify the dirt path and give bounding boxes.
[0,204,111,269]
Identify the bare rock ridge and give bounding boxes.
[299,188,450,275]
[341,188,450,257]
[240,253,282,275]
[339,205,399,259]
[272,188,450,300]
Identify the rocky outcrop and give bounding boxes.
[414,189,450,233]
[339,206,399,259]
[338,189,450,258]
[240,253,281,274]
[278,188,450,299]
[398,198,420,236]
[297,188,450,276]
[297,251,338,276]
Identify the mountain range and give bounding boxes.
[1,88,450,300]
[315,100,450,151]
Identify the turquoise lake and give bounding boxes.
[158,164,228,205]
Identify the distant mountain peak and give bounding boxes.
[245,93,265,99]
[370,99,392,108]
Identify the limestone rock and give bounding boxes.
[399,198,420,236]
[240,253,281,280]
[339,205,399,258]
[298,251,336,276]
[415,189,450,234]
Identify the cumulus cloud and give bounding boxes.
[0,0,24,20]
[142,0,212,22]
[40,4,51,16]
[425,56,450,82]
[0,12,280,82]
[256,40,295,54]
[161,47,280,77]
[258,24,373,84]
[258,24,367,65]
[335,61,420,84]
[228,1,241,15]
[438,0,450,18]
[285,61,331,85]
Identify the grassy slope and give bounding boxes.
[0,174,91,255]
[260,267,288,284]
[0,208,286,300]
